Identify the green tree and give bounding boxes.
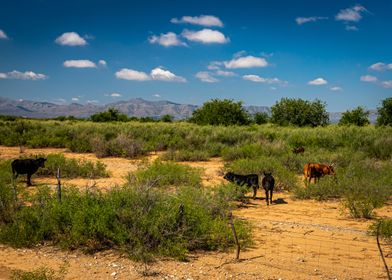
[90,108,128,122]
[253,112,269,124]
[161,114,174,122]
[189,99,251,126]
[339,106,370,126]
[377,97,392,126]
[270,98,329,127]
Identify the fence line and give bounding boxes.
[248,224,391,279]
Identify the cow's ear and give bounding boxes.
[330,162,335,167]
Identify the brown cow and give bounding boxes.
[303,163,336,184]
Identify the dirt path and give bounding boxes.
[0,146,391,279]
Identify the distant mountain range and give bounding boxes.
[0,97,376,123]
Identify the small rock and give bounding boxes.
[111,272,117,277]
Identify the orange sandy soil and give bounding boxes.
[0,146,391,280]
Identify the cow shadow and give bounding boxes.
[272,198,288,204]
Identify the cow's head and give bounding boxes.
[223,172,234,182]
[263,171,272,177]
[36,157,47,168]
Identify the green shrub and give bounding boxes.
[127,160,202,189]
[33,154,109,179]
[0,184,251,261]
[91,133,145,158]
[11,265,67,280]
[339,106,370,126]
[160,149,210,162]
[369,219,392,241]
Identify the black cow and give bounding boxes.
[223,172,259,199]
[11,157,46,186]
[262,172,275,206]
[293,146,305,154]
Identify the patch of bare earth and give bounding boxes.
[0,146,391,279]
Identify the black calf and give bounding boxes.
[223,172,259,199]
[11,157,46,186]
[262,172,275,206]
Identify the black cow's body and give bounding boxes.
[11,158,46,186]
[293,146,305,154]
[262,172,275,206]
[224,172,259,199]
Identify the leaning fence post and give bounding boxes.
[377,220,391,280]
[57,168,62,203]
[228,211,240,260]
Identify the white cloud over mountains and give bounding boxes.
[63,60,97,68]
[0,29,8,39]
[195,71,219,83]
[369,62,392,71]
[0,70,47,80]
[55,32,87,46]
[182,29,229,44]
[295,16,328,25]
[115,67,186,82]
[308,77,328,85]
[223,56,268,69]
[149,32,187,47]
[243,74,285,84]
[335,4,367,22]
[171,15,223,27]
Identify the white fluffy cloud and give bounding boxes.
[171,15,223,27]
[243,74,284,84]
[360,75,378,82]
[330,86,343,91]
[55,32,87,46]
[0,29,8,39]
[63,60,97,68]
[224,56,268,69]
[382,81,392,88]
[195,71,219,83]
[115,67,186,82]
[335,4,367,22]
[369,62,392,71]
[308,77,328,85]
[98,60,107,66]
[71,97,79,101]
[115,68,151,81]
[110,92,122,97]
[215,70,236,77]
[295,16,328,25]
[149,32,186,47]
[0,70,48,80]
[150,67,186,82]
[182,29,229,44]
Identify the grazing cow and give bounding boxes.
[223,172,259,199]
[11,157,47,186]
[303,163,336,184]
[262,172,275,206]
[293,146,305,154]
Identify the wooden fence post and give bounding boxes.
[377,221,391,280]
[228,211,240,260]
[57,168,62,203]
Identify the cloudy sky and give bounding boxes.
[0,0,391,111]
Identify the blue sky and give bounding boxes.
[0,0,391,111]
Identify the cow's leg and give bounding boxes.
[270,189,273,205]
[265,189,269,206]
[27,173,32,186]
[252,186,257,199]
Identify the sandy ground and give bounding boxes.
[0,146,391,280]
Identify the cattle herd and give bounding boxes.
[11,146,336,206]
[224,146,336,205]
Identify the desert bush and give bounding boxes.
[127,160,202,189]
[35,154,108,178]
[91,133,145,158]
[160,149,210,162]
[11,265,67,280]
[0,183,251,261]
[0,160,16,223]
[376,97,392,126]
[369,219,392,241]
[339,106,370,126]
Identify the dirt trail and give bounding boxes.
[0,146,391,279]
